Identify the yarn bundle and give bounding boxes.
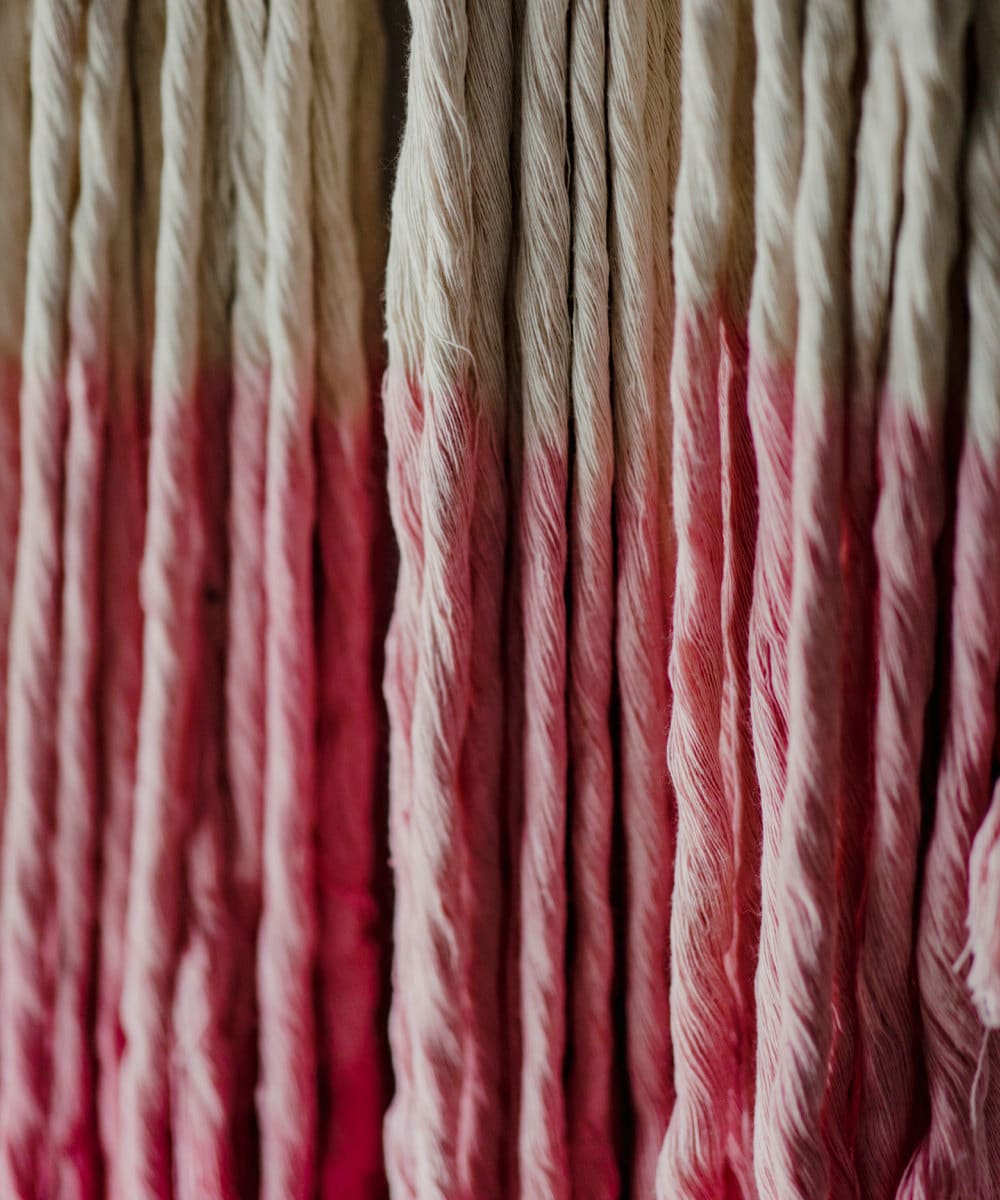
[0,1,386,1197]
[3,0,1000,1197]
[386,0,1000,1197]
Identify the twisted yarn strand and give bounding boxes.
[608,1,673,1192]
[49,0,130,1193]
[565,0,616,1192]
[656,1,741,1194]
[0,2,84,1193]
[848,8,907,1200]
[514,0,572,1192]
[458,0,512,1190]
[767,2,854,1196]
[117,2,208,1195]
[899,2,1000,1195]
[746,3,802,1193]
[257,0,319,1194]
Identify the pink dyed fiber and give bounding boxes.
[7,3,1000,1199]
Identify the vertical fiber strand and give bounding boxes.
[608,0,673,1192]
[95,93,144,1200]
[0,1,84,1193]
[170,6,237,1192]
[565,0,616,1192]
[117,1,208,1194]
[459,0,511,1191]
[0,0,30,879]
[257,0,318,1195]
[746,2,802,1193]
[898,1,1000,1194]
[49,0,129,1193]
[310,0,383,1193]
[718,16,759,1180]
[656,0,741,1195]
[382,13,429,1190]
[860,1,969,1194]
[401,0,478,1191]
[847,6,905,1199]
[964,0,1000,1039]
[223,1,268,1184]
[767,2,854,1197]
[514,0,572,1192]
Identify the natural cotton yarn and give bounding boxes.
[256,0,319,1194]
[965,0,1000,1039]
[0,2,84,1194]
[656,0,742,1195]
[223,0,268,1181]
[117,0,208,1193]
[95,94,145,1200]
[848,7,906,1199]
[49,0,130,1193]
[899,3,1000,1195]
[459,0,510,1191]
[767,2,854,1197]
[169,6,236,1194]
[513,0,572,1192]
[607,1,673,1193]
[565,0,615,1193]
[860,1,969,1195]
[310,0,384,1193]
[0,0,30,880]
[745,0,801,1187]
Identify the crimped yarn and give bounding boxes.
[223,1,268,1181]
[859,2,969,1196]
[170,7,237,1192]
[746,0,802,1185]
[656,0,741,1194]
[117,1,208,1194]
[965,0,1000,1037]
[514,0,572,1193]
[311,0,383,1193]
[0,1,84,1193]
[257,0,319,1194]
[95,98,145,1200]
[767,1,854,1196]
[899,2,998,1194]
[0,0,30,880]
[848,8,906,1200]
[459,0,510,1192]
[49,0,129,1193]
[565,0,615,1193]
[608,0,673,1192]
